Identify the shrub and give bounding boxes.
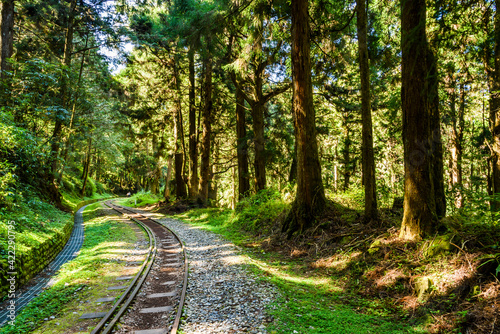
[234,188,286,233]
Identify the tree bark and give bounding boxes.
[235,83,250,199]
[428,49,446,218]
[49,0,77,179]
[342,110,351,192]
[282,0,326,235]
[400,0,437,240]
[356,0,378,220]
[240,20,290,192]
[491,0,500,212]
[173,59,187,199]
[80,137,92,196]
[252,101,266,191]
[198,40,213,204]
[58,39,88,184]
[0,0,14,79]
[448,75,465,209]
[164,155,173,199]
[188,48,199,199]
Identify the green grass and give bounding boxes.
[0,203,141,334]
[60,190,110,213]
[171,190,426,334]
[266,287,423,333]
[117,190,163,208]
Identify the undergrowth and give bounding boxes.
[170,188,500,334]
[117,190,163,208]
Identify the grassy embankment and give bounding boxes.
[0,164,113,297]
[0,202,145,334]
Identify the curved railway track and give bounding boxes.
[90,200,188,334]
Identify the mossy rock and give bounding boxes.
[422,235,456,259]
[414,276,434,300]
[368,239,384,255]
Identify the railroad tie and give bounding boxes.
[107,285,128,290]
[79,312,108,319]
[95,297,116,303]
[139,306,173,313]
[164,262,181,267]
[146,291,177,298]
[133,329,167,334]
[160,281,176,285]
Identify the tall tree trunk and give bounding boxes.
[198,41,213,204]
[236,83,250,199]
[400,0,436,240]
[491,0,500,212]
[252,101,266,191]
[58,40,88,184]
[282,0,326,235]
[164,155,173,199]
[449,77,465,209]
[150,134,163,195]
[49,0,77,179]
[428,49,446,218]
[208,139,218,202]
[342,112,351,192]
[0,0,14,80]
[289,145,297,184]
[356,0,377,220]
[250,20,267,192]
[188,49,199,199]
[80,137,92,196]
[173,59,187,199]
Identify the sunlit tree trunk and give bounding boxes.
[282,0,325,235]
[356,0,377,220]
[448,75,465,209]
[400,0,437,240]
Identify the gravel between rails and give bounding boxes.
[130,207,280,334]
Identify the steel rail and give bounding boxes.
[93,201,188,334]
[90,202,157,334]
[116,204,189,334]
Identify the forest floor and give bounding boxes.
[144,190,500,334]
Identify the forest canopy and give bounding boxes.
[0,0,498,238]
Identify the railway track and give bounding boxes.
[88,201,188,334]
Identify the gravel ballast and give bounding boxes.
[153,215,279,334]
